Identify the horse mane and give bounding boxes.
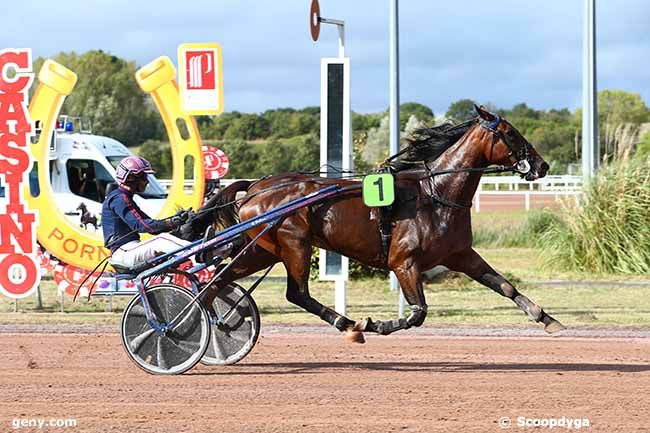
[384,118,477,171]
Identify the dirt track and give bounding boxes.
[1,328,649,433]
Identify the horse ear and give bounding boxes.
[475,104,495,121]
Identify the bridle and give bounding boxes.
[421,116,538,209]
[480,115,534,176]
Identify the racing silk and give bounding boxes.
[102,186,171,251]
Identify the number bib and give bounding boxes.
[362,173,395,207]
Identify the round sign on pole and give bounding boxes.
[202,146,229,179]
[310,0,321,41]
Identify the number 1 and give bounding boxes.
[373,177,384,202]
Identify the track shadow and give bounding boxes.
[188,361,650,376]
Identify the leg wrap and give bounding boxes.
[366,318,408,335]
[514,294,543,322]
[319,306,354,331]
[406,304,428,327]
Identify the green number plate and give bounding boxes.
[362,173,395,207]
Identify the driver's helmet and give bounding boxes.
[115,156,155,186]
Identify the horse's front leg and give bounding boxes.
[443,248,565,333]
[358,260,428,336]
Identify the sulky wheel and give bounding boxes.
[201,282,260,366]
[121,284,210,375]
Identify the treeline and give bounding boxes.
[38,51,650,177]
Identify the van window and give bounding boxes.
[0,165,42,198]
[66,159,114,202]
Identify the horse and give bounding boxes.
[77,203,99,230]
[182,105,565,341]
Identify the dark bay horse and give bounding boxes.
[77,203,99,230]
[184,106,565,340]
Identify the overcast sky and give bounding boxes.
[4,0,649,115]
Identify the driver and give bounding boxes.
[102,156,190,270]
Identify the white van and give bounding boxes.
[22,116,167,231]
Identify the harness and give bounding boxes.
[374,116,536,259]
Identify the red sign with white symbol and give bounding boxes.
[178,43,223,115]
[202,146,229,179]
[185,51,216,90]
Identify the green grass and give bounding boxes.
[472,210,561,248]
[2,254,649,327]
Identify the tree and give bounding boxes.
[598,90,650,158]
[446,99,476,123]
[363,115,390,166]
[399,102,434,129]
[34,51,163,146]
[219,140,263,178]
[138,140,172,178]
[223,114,270,140]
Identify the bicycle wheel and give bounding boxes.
[121,284,210,375]
[201,282,260,365]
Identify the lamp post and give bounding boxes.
[582,0,599,181]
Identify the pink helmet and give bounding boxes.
[115,156,155,185]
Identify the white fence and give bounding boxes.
[159,175,584,212]
[473,175,582,212]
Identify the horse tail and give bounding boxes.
[208,180,251,230]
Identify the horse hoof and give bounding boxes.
[544,319,566,334]
[344,328,365,344]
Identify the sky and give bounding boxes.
[3,0,649,115]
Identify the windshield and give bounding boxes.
[106,156,168,199]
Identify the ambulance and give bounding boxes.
[21,116,167,231]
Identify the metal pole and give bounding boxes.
[582,0,598,181]
[389,0,401,296]
[35,284,43,310]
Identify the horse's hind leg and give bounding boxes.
[359,260,428,335]
[443,248,565,333]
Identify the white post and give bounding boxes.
[317,16,350,316]
[525,192,530,211]
[335,279,346,316]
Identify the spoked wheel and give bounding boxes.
[201,282,260,366]
[121,284,210,375]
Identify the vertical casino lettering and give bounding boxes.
[0,48,40,298]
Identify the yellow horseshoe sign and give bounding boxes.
[27,57,205,271]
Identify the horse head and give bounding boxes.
[77,202,87,213]
[474,105,549,181]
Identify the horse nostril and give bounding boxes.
[541,162,549,173]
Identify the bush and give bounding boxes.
[472,210,561,248]
[540,158,650,274]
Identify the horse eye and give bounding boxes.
[506,130,515,138]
